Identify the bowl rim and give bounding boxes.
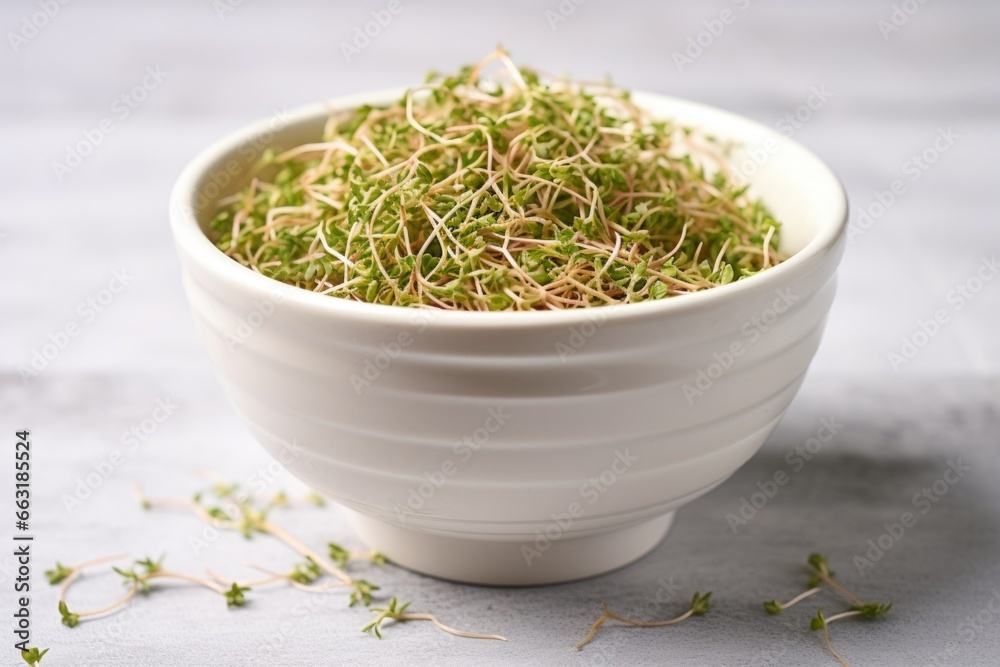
[170,88,848,330]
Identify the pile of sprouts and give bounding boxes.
[210,48,784,310]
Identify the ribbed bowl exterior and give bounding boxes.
[180,245,840,542]
[171,90,848,555]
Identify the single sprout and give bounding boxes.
[20,647,49,666]
[574,591,712,650]
[363,597,506,641]
[307,492,326,507]
[210,48,785,311]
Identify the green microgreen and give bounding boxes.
[349,579,380,608]
[20,647,49,666]
[210,48,784,311]
[288,556,324,584]
[58,600,79,628]
[327,542,350,568]
[224,582,251,607]
[44,562,73,585]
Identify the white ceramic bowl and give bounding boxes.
[170,90,847,585]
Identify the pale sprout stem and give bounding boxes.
[821,624,850,667]
[781,586,822,610]
[391,612,507,641]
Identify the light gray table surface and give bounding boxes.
[3,1,999,665]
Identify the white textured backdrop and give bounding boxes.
[3,1,999,665]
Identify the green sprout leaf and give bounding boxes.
[58,600,79,628]
[763,600,783,615]
[224,582,250,607]
[212,482,239,498]
[327,542,350,568]
[20,647,49,666]
[288,557,323,584]
[349,579,380,607]
[135,554,165,576]
[689,591,712,615]
[112,565,150,593]
[808,553,831,577]
[810,609,828,632]
[851,602,892,619]
[45,562,73,585]
[362,597,411,638]
[207,507,231,521]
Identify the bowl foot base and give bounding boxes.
[344,510,675,586]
